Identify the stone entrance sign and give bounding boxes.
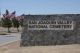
[28,20,74,30]
[21,14,80,46]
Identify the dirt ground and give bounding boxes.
[0,27,22,34]
[0,27,80,53]
[0,41,80,53]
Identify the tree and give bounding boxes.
[5,10,9,15]
[1,10,12,33]
[12,17,20,32]
[19,14,25,27]
[19,18,23,27]
[0,20,1,27]
[1,17,12,33]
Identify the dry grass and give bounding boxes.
[0,32,9,35]
[0,41,20,53]
[0,27,22,35]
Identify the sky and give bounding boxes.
[0,0,80,15]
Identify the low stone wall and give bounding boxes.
[21,14,80,46]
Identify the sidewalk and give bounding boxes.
[0,33,21,46]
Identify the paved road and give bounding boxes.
[0,33,21,46]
